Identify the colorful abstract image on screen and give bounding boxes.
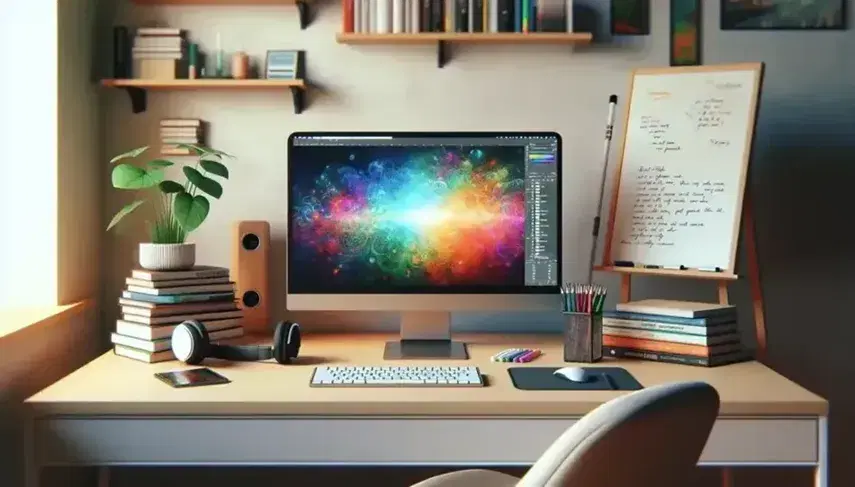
[289,146,527,290]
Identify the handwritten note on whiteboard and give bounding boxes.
[608,65,762,271]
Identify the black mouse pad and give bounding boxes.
[508,367,643,391]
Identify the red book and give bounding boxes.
[343,0,355,33]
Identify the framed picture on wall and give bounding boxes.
[265,50,299,80]
[611,0,650,35]
[670,0,701,66]
[721,0,846,30]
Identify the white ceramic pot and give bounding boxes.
[138,243,196,271]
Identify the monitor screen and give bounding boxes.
[287,132,561,295]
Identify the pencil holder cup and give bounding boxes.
[563,312,603,363]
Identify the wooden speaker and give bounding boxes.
[231,221,271,334]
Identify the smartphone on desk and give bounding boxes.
[155,368,230,388]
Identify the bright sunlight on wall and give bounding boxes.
[0,1,59,307]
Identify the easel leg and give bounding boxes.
[619,274,632,302]
[721,468,734,487]
[742,196,768,361]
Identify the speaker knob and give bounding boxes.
[242,290,260,308]
[242,233,260,251]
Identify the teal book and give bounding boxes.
[603,310,735,326]
[121,291,234,304]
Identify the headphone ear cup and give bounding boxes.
[272,321,288,364]
[187,320,211,351]
[272,321,301,364]
[175,320,209,365]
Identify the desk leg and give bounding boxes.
[815,416,828,487]
[24,415,39,487]
[720,468,733,487]
[97,467,111,487]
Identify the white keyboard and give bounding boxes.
[310,365,484,387]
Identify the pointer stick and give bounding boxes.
[586,94,619,284]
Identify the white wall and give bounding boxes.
[0,0,59,306]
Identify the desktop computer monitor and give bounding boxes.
[287,132,562,359]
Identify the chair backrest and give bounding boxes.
[517,381,720,487]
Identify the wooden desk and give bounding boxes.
[24,333,828,487]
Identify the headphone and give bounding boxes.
[171,320,301,365]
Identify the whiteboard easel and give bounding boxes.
[596,63,768,362]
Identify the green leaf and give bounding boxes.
[147,159,174,168]
[109,146,149,164]
[177,143,233,159]
[183,166,223,199]
[173,192,210,232]
[158,180,184,193]
[200,159,229,179]
[111,164,164,189]
[106,200,145,231]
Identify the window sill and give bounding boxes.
[0,300,94,342]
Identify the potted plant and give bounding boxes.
[106,144,234,271]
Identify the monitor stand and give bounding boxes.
[383,311,468,360]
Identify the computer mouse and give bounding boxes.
[554,367,589,383]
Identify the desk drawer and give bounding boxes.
[36,417,818,466]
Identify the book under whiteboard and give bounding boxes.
[606,63,763,271]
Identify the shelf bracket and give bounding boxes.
[123,87,147,114]
[296,0,310,30]
[290,86,304,115]
[437,41,449,68]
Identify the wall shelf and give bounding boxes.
[335,32,594,67]
[101,79,308,114]
[131,0,312,29]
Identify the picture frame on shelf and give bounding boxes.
[720,0,846,30]
[265,49,299,80]
[611,0,650,35]
[670,0,701,66]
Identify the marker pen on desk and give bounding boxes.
[495,349,520,362]
[516,349,542,363]
[506,349,530,362]
[697,267,724,272]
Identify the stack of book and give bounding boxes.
[265,51,299,80]
[112,266,244,363]
[342,0,574,34]
[601,299,748,367]
[133,27,185,80]
[160,119,203,156]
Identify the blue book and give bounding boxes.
[602,310,735,326]
[514,0,522,32]
[122,291,235,305]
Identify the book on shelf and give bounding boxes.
[614,299,737,319]
[132,27,185,80]
[342,0,574,34]
[113,265,244,363]
[160,118,203,155]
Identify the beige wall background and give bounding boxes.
[83,0,853,486]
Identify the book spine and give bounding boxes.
[392,0,404,32]
[513,0,521,32]
[602,326,737,346]
[421,0,432,31]
[602,335,716,357]
[603,311,727,326]
[566,0,573,32]
[430,0,444,31]
[472,0,484,32]
[376,0,391,33]
[455,0,469,32]
[497,0,513,32]
[344,0,355,32]
[602,317,727,335]
[411,0,421,32]
[603,346,713,367]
